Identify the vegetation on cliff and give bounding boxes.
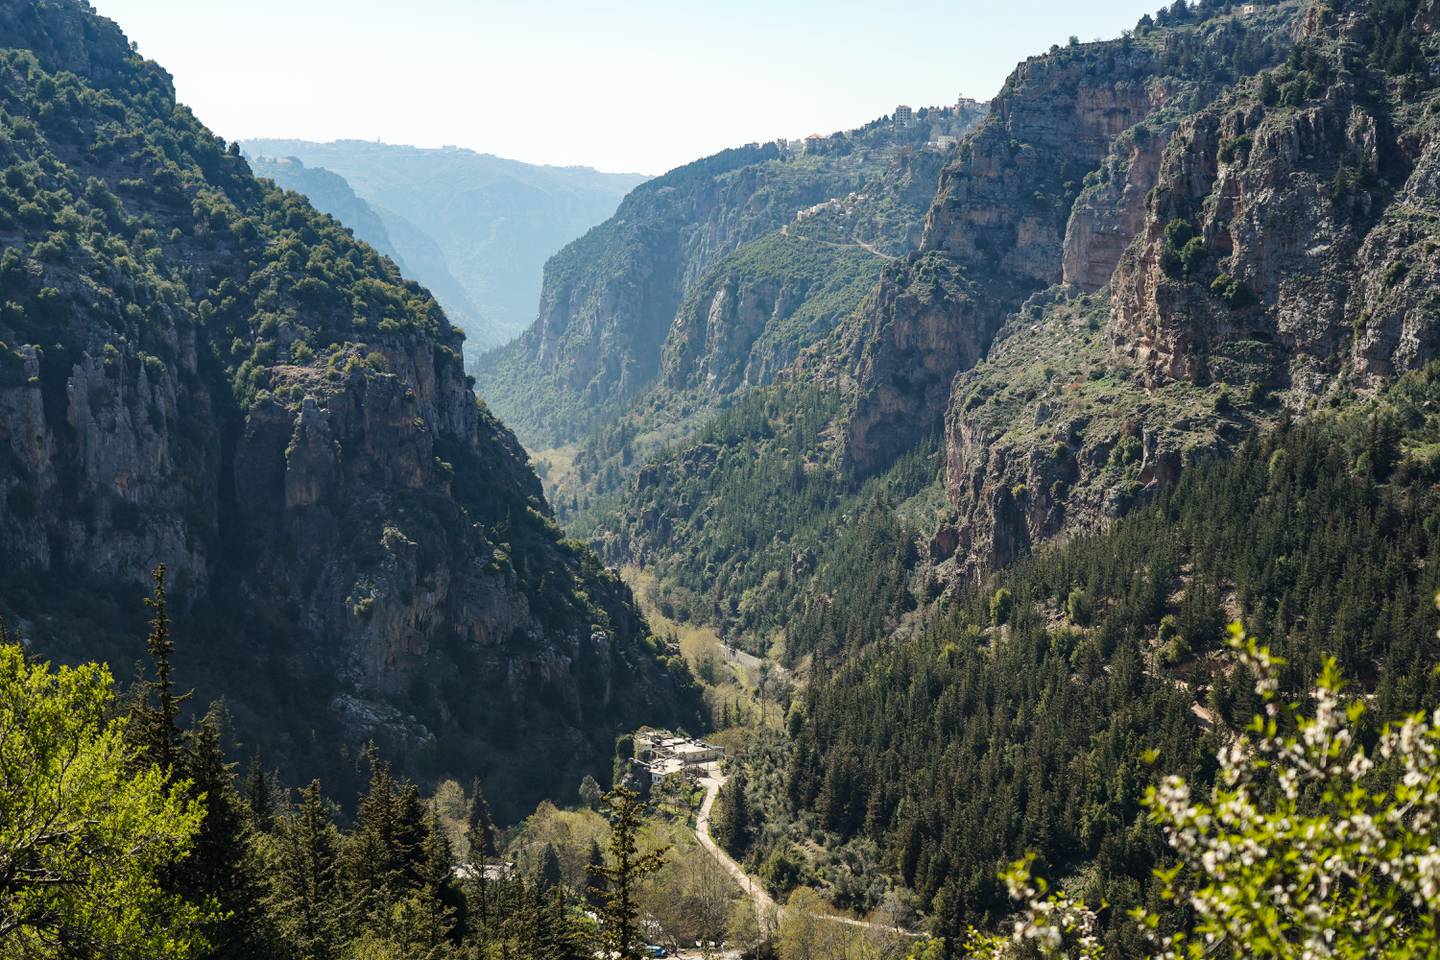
[789,362,1440,950]
[0,0,701,819]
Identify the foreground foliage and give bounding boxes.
[0,639,206,959]
[965,619,1440,959]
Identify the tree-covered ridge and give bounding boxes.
[241,138,648,356]
[474,103,985,449]
[0,602,688,960]
[0,0,702,819]
[246,155,410,274]
[788,362,1440,953]
[0,3,450,388]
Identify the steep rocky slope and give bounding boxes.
[572,6,1304,653]
[0,0,700,819]
[840,8,1298,476]
[474,104,986,449]
[659,136,967,398]
[939,0,1440,579]
[243,138,647,355]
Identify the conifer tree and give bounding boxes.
[342,746,409,931]
[394,809,459,959]
[589,787,668,959]
[463,777,499,923]
[244,752,277,831]
[585,838,607,911]
[713,772,752,856]
[532,884,588,960]
[270,780,339,960]
[464,777,498,863]
[182,708,273,960]
[537,842,563,893]
[130,564,189,775]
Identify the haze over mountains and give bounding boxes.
[243,139,648,358]
[6,0,1440,957]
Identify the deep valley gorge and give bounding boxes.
[4,0,1440,958]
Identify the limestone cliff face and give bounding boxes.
[1111,3,1440,397]
[1062,124,1174,292]
[916,8,1306,574]
[842,39,1182,475]
[920,55,1168,273]
[937,0,1440,580]
[0,312,213,593]
[476,106,987,449]
[662,272,806,396]
[839,255,1023,475]
[0,0,699,819]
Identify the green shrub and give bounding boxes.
[1210,272,1255,307]
[990,588,1014,626]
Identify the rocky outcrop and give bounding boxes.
[839,255,1021,474]
[842,37,1183,475]
[936,294,1257,577]
[476,104,987,448]
[0,0,700,820]
[1062,124,1173,291]
[1111,6,1440,398]
[921,56,1168,271]
[940,0,1440,581]
[898,7,1306,571]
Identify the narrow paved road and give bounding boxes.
[696,766,778,922]
[694,766,919,937]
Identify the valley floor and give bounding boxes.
[693,762,919,941]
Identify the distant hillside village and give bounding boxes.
[757,94,988,156]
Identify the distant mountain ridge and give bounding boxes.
[247,155,407,268]
[474,102,989,449]
[242,138,648,357]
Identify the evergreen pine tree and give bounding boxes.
[393,809,459,960]
[270,780,340,960]
[464,777,498,863]
[463,777,499,924]
[182,707,274,959]
[585,839,607,911]
[589,787,668,960]
[244,752,277,831]
[537,842,563,893]
[533,884,588,960]
[129,564,189,774]
[713,772,751,856]
[342,746,407,932]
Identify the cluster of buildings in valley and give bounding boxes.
[629,730,725,787]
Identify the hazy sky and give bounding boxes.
[90,0,1151,175]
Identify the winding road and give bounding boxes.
[693,765,919,938]
[695,766,779,923]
